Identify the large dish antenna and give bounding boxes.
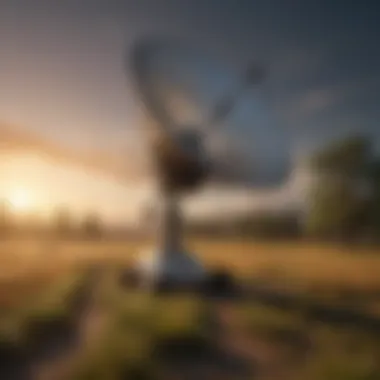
[127,37,289,288]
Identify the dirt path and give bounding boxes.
[32,302,109,380]
[156,299,292,380]
[1,274,326,380]
[27,269,109,380]
[202,301,310,380]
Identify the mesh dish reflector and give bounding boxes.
[128,38,291,187]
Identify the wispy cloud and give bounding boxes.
[270,47,326,83]
[279,72,380,128]
[284,87,341,123]
[0,123,144,182]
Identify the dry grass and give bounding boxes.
[1,238,380,305]
[1,238,380,380]
[191,239,380,287]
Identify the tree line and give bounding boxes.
[304,134,380,243]
[0,205,103,239]
[188,134,380,245]
[2,133,379,244]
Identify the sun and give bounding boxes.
[8,188,33,213]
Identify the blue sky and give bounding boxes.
[0,0,379,222]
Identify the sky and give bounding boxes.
[0,0,379,224]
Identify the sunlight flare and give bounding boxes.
[8,188,34,213]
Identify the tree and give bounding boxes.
[310,135,371,178]
[305,134,373,241]
[0,200,11,236]
[366,158,380,239]
[81,212,103,239]
[52,206,74,237]
[237,211,301,239]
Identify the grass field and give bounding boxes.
[1,239,380,379]
[2,238,380,299]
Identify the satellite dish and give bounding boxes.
[127,37,291,289]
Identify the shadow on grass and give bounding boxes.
[247,284,380,333]
[0,269,101,380]
[0,339,30,380]
[151,333,254,379]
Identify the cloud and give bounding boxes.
[0,123,144,182]
[271,47,326,82]
[287,88,340,120]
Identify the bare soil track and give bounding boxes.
[0,268,106,380]
[3,270,380,380]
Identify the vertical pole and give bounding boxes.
[158,190,183,259]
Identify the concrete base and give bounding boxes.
[134,248,207,290]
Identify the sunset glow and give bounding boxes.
[8,188,34,213]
